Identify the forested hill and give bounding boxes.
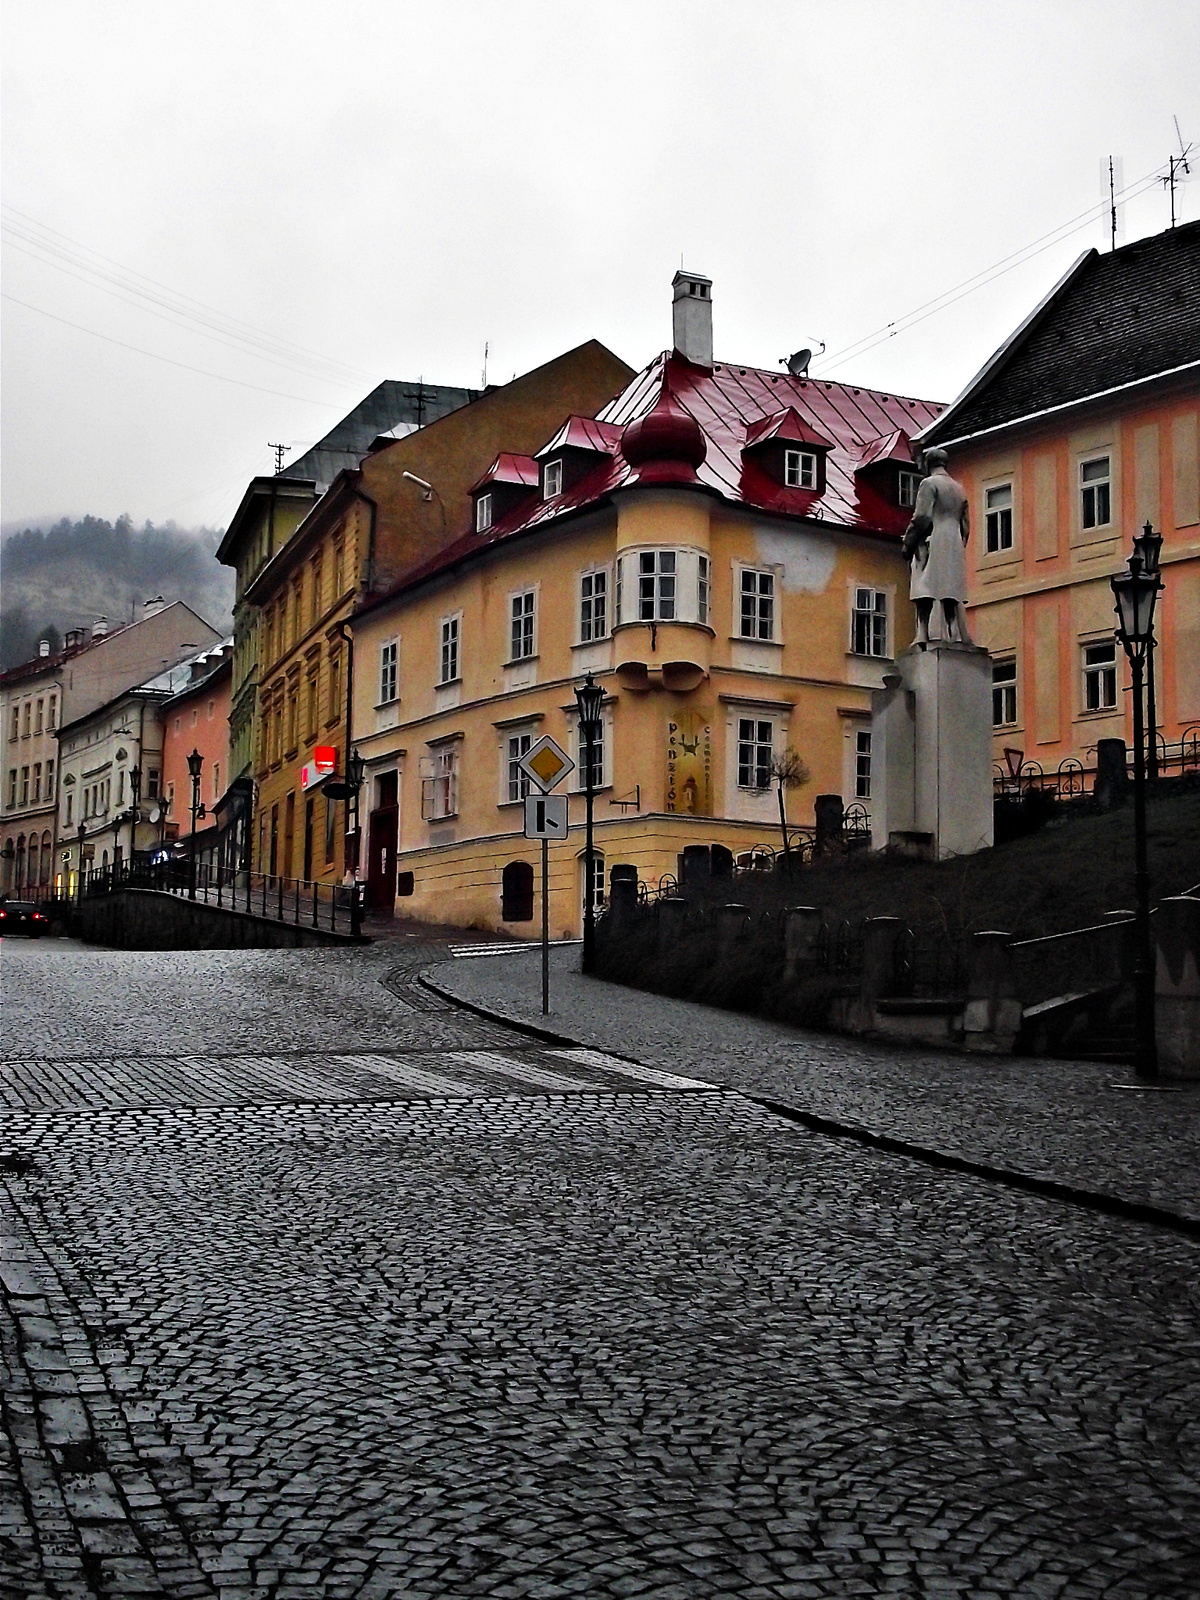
[0,515,233,668]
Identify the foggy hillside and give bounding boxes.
[0,515,233,669]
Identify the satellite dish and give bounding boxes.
[785,349,812,376]
[149,806,161,824]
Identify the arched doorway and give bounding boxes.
[501,860,534,922]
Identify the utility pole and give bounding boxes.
[268,442,290,474]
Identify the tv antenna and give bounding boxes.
[482,340,489,389]
[1162,117,1192,228]
[268,442,291,474]
[1103,155,1125,250]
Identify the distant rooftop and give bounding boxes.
[283,378,482,490]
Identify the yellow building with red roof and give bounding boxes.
[351,273,945,934]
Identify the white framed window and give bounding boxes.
[581,851,606,916]
[784,449,817,489]
[506,732,532,803]
[579,569,608,642]
[543,459,563,500]
[698,555,710,626]
[985,484,1014,553]
[379,639,398,704]
[1083,640,1117,711]
[850,587,888,657]
[440,615,461,684]
[422,745,459,820]
[510,590,536,661]
[898,471,920,508]
[572,714,606,792]
[737,718,773,790]
[992,659,1018,727]
[1080,456,1111,529]
[475,493,493,533]
[854,730,872,799]
[739,568,775,640]
[638,550,676,620]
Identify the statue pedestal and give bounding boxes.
[870,641,994,860]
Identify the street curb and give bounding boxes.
[422,964,1200,1242]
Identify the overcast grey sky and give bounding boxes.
[3,0,1197,534]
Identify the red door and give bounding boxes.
[367,772,398,911]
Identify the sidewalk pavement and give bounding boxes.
[429,946,1200,1226]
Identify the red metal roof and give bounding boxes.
[743,407,834,452]
[858,427,918,469]
[535,415,624,458]
[362,353,944,609]
[469,452,540,493]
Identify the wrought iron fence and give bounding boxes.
[79,856,362,938]
[892,925,968,997]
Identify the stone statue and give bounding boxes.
[903,447,972,646]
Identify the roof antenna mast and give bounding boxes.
[1105,155,1125,250]
[1162,117,1193,229]
[268,442,290,474]
[482,340,489,389]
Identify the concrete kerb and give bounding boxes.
[419,958,1200,1240]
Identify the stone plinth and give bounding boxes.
[1156,895,1200,1080]
[870,641,994,860]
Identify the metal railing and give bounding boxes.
[79,856,363,938]
[994,725,1200,802]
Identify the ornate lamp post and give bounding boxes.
[128,765,142,869]
[1111,552,1162,1080]
[346,748,366,938]
[186,749,206,900]
[1131,521,1164,780]
[573,673,605,974]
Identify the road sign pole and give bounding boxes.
[541,836,550,1015]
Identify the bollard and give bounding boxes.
[1155,896,1200,1080]
[963,929,1019,1053]
[656,897,687,956]
[716,903,750,957]
[1094,738,1128,809]
[814,795,845,855]
[608,864,638,929]
[784,906,823,981]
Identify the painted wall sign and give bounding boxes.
[666,711,713,815]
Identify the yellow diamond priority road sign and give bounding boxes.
[518,734,574,794]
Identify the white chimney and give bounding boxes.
[142,596,166,618]
[92,616,109,638]
[38,638,51,657]
[672,270,713,367]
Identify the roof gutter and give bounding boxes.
[923,359,1200,452]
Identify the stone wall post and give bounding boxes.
[860,917,902,1005]
[962,930,1020,1053]
[814,795,844,855]
[716,903,750,958]
[1094,739,1128,809]
[1155,895,1200,1080]
[656,897,687,956]
[784,906,823,981]
[608,864,638,929]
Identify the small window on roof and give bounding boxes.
[898,471,920,507]
[476,492,493,533]
[544,460,563,500]
[784,449,817,489]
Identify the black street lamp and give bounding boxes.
[76,822,87,907]
[1131,521,1164,781]
[574,673,605,975]
[128,765,142,868]
[346,747,366,938]
[1111,552,1162,1080]
[186,749,206,900]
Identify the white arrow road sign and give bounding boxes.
[524,793,569,839]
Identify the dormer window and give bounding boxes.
[784,449,818,490]
[475,492,493,533]
[543,459,563,500]
[898,471,920,508]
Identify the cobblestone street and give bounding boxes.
[2,938,1198,1598]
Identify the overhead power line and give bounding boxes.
[811,160,1171,378]
[1,204,376,389]
[2,292,339,406]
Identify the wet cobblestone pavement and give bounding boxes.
[2,939,1198,1597]
[434,948,1200,1225]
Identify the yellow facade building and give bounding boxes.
[352,274,944,934]
[921,223,1200,783]
[222,347,633,883]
